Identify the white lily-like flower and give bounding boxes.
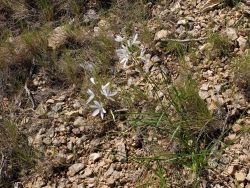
[116,45,131,67]
[86,89,95,104]
[90,77,95,84]
[139,48,151,64]
[90,100,106,119]
[115,35,124,42]
[127,33,140,47]
[101,82,117,101]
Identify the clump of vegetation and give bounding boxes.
[232,52,250,100]
[110,33,219,186]
[223,0,241,7]
[0,120,36,188]
[0,26,51,96]
[101,1,152,36]
[207,32,232,58]
[162,40,187,58]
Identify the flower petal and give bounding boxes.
[90,77,95,84]
[109,91,117,97]
[100,112,104,119]
[115,35,124,42]
[92,109,100,117]
[86,95,94,104]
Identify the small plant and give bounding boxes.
[223,0,241,7]
[0,120,36,187]
[114,34,216,185]
[162,40,187,58]
[35,0,54,22]
[207,32,232,58]
[232,52,250,99]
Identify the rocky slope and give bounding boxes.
[1,0,250,187]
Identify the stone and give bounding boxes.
[177,19,188,25]
[226,165,236,176]
[235,171,246,182]
[115,142,127,162]
[36,104,47,116]
[232,124,242,133]
[34,133,43,145]
[199,90,210,100]
[227,134,236,141]
[43,137,52,145]
[48,26,68,50]
[105,165,114,177]
[106,177,115,185]
[65,110,79,117]
[14,182,23,188]
[246,184,250,188]
[200,83,210,91]
[84,9,99,23]
[89,153,102,163]
[224,28,238,41]
[154,30,169,41]
[237,36,247,50]
[246,171,250,181]
[52,102,64,112]
[83,167,93,177]
[73,101,81,109]
[73,117,85,126]
[56,95,66,101]
[67,163,84,176]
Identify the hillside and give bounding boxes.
[0,0,250,187]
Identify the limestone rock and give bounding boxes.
[115,141,127,162]
[89,153,102,163]
[67,163,85,176]
[237,36,247,51]
[224,28,238,41]
[235,171,246,182]
[73,117,85,126]
[154,30,169,41]
[48,26,68,50]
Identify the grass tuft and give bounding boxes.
[223,0,241,7]
[0,120,37,187]
[207,32,232,58]
[232,52,250,99]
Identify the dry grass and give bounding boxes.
[207,32,232,58]
[232,52,250,100]
[0,120,36,188]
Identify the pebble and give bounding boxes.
[232,124,242,133]
[73,117,85,126]
[237,36,247,50]
[246,171,250,181]
[235,171,246,182]
[226,165,236,176]
[115,142,127,162]
[67,163,85,176]
[83,167,93,177]
[154,30,169,41]
[224,27,238,41]
[89,153,102,163]
[46,99,55,104]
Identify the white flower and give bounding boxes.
[86,89,95,104]
[90,100,106,119]
[101,82,117,100]
[90,77,95,84]
[127,33,140,47]
[139,48,151,64]
[115,35,124,42]
[116,45,131,67]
